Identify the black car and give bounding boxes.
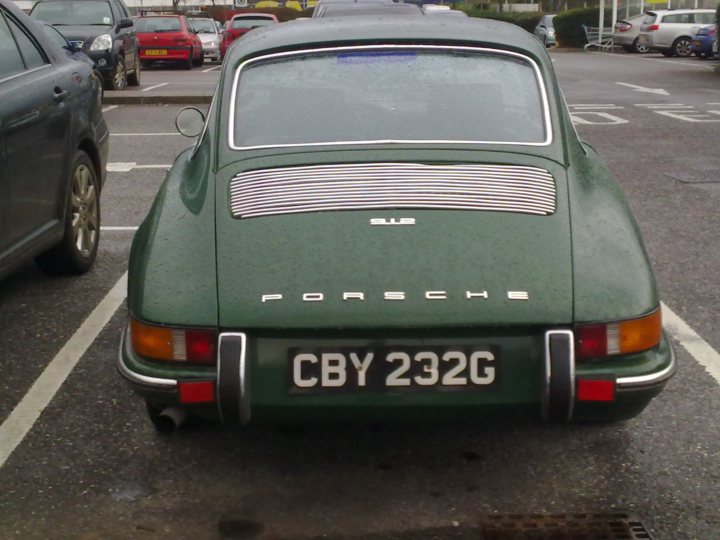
[0,0,108,280]
[29,0,139,90]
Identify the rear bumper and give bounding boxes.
[118,326,675,424]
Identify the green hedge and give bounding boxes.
[462,9,544,33]
[553,7,612,48]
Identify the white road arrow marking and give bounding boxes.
[615,82,669,96]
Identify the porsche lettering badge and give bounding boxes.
[261,291,529,302]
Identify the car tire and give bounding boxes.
[184,49,193,70]
[35,151,100,275]
[127,53,141,86]
[632,38,650,54]
[106,55,127,90]
[672,37,692,57]
[192,54,204,67]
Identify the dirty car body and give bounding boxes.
[119,17,675,429]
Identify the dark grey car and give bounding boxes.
[29,0,140,90]
[0,0,109,280]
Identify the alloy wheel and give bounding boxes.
[71,164,99,258]
[673,37,692,57]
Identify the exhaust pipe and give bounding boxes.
[156,407,188,433]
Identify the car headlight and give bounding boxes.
[90,34,112,51]
[548,30,556,37]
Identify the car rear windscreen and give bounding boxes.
[230,17,275,29]
[231,48,549,149]
[31,1,113,26]
[135,17,182,32]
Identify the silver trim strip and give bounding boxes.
[229,163,556,219]
[117,336,178,389]
[228,45,553,150]
[616,343,676,389]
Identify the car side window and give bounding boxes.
[7,15,46,70]
[115,0,130,19]
[693,13,714,24]
[0,11,33,79]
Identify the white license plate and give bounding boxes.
[289,347,499,393]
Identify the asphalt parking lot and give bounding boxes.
[0,50,719,539]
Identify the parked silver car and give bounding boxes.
[188,17,221,62]
[613,13,650,53]
[534,14,556,47]
[638,9,716,57]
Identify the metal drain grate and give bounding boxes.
[479,513,653,540]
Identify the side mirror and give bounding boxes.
[117,18,134,30]
[176,107,205,137]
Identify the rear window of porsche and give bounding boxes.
[230,47,551,149]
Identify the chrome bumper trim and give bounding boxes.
[117,331,178,389]
[616,343,676,390]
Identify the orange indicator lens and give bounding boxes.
[131,318,174,360]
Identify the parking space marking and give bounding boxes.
[202,65,221,73]
[110,132,182,136]
[570,104,624,110]
[142,82,169,92]
[663,302,720,386]
[0,273,128,469]
[102,105,118,113]
[107,162,171,172]
[655,110,720,123]
[612,54,715,70]
[571,111,628,125]
[635,103,693,109]
[101,226,139,231]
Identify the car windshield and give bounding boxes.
[135,17,182,33]
[230,17,274,29]
[232,48,548,149]
[189,18,216,33]
[31,1,113,26]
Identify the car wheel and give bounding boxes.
[633,38,650,54]
[35,151,100,275]
[672,37,692,57]
[127,53,141,86]
[184,48,193,70]
[106,55,127,90]
[192,54,204,67]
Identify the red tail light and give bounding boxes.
[647,24,660,31]
[175,36,188,43]
[577,379,615,402]
[576,309,662,359]
[615,22,632,32]
[130,317,217,364]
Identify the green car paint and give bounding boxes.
[120,17,674,426]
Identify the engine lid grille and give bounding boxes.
[229,163,556,219]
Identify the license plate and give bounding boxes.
[288,347,499,393]
[145,49,167,56]
[693,40,701,47]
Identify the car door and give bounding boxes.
[0,6,73,258]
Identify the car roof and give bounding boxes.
[228,16,548,61]
[231,12,276,18]
[646,9,715,15]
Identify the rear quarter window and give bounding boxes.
[693,13,715,24]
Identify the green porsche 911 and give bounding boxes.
[118,16,675,431]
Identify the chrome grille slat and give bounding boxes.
[229,163,556,219]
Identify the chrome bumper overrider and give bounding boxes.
[117,331,177,389]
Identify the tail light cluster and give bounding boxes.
[615,22,632,32]
[646,24,660,31]
[130,317,216,364]
[575,309,662,359]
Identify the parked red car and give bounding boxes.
[220,13,278,60]
[135,15,204,69]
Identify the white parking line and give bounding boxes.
[202,65,221,73]
[0,273,128,469]
[142,82,169,92]
[613,54,714,70]
[107,162,171,172]
[635,103,693,109]
[570,105,624,110]
[110,133,182,136]
[101,226,139,231]
[102,105,118,113]
[663,302,720,386]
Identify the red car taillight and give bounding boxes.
[575,309,662,359]
[130,317,217,364]
[647,24,660,31]
[175,36,189,43]
[615,22,632,32]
